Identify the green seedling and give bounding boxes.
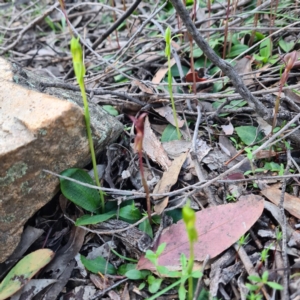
[165,26,181,140]
[71,37,105,212]
[131,203,201,300]
[226,193,237,202]
[80,254,116,275]
[237,233,250,249]
[246,271,283,296]
[129,113,151,223]
[142,243,201,300]
[235,233,250,260]
[126,243,180,294]
[256,244,272,272]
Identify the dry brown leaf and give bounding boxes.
[162,140,191,158]
[261,186,300,219]
[154,197,169,215]
[131,80,154,94]
[138,194,264,271]
[153,152,188,214]
[234,56,254,86]
[254,150,277,159]
[154,106,185,128]
[143,116,171,171]
[152,58,176,84]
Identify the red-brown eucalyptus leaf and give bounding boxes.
[137,194,264,271]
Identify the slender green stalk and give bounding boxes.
[183,202,198,300]
[71,37,105,212]
[165,27,181,140]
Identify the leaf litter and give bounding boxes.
[3,0,300,299]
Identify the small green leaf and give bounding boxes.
[75,211,116,226]
[166,209,182,223]
[255,32,265,41]
[194,57,212,69]
[139,282,146,290]
[145,250,157,264]
[260,38,272,60]
[262,271,269,282]
[156,265,173,276]
[0,249,54,300]
[264,162,281,172]
[118,263,137,275]
[248,275,262,283]
[102,105,119,116]
[161,124,180,142]
[178,284,187,300]
[170,64,189,78]
[148,276,163,293]
[119,205,142,223]
[266,281,284,290]
[235,126,263,145]
[245,283,260,291]
[125,269,145,280]
[80,255,116,275]
[60,168,100,212]
[192,270,203,278]
[139,218,153,238]
[279,38,295,53]
[227,44,249,58]
[180,253,187,269]
[156,243,167,256]
[190,48,203,58]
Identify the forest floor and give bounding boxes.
[2,0,300,299]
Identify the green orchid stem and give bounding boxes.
[183,202,198,300]
[167,59,181,140]
[79,84,105,212]
[71,37,105,213]
[165,26,181,140]
[187,241,195,300]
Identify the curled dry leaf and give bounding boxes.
[153,152,188,214]
[152,58,176,84]
[137,194,264,271]
[142,116,172,171]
